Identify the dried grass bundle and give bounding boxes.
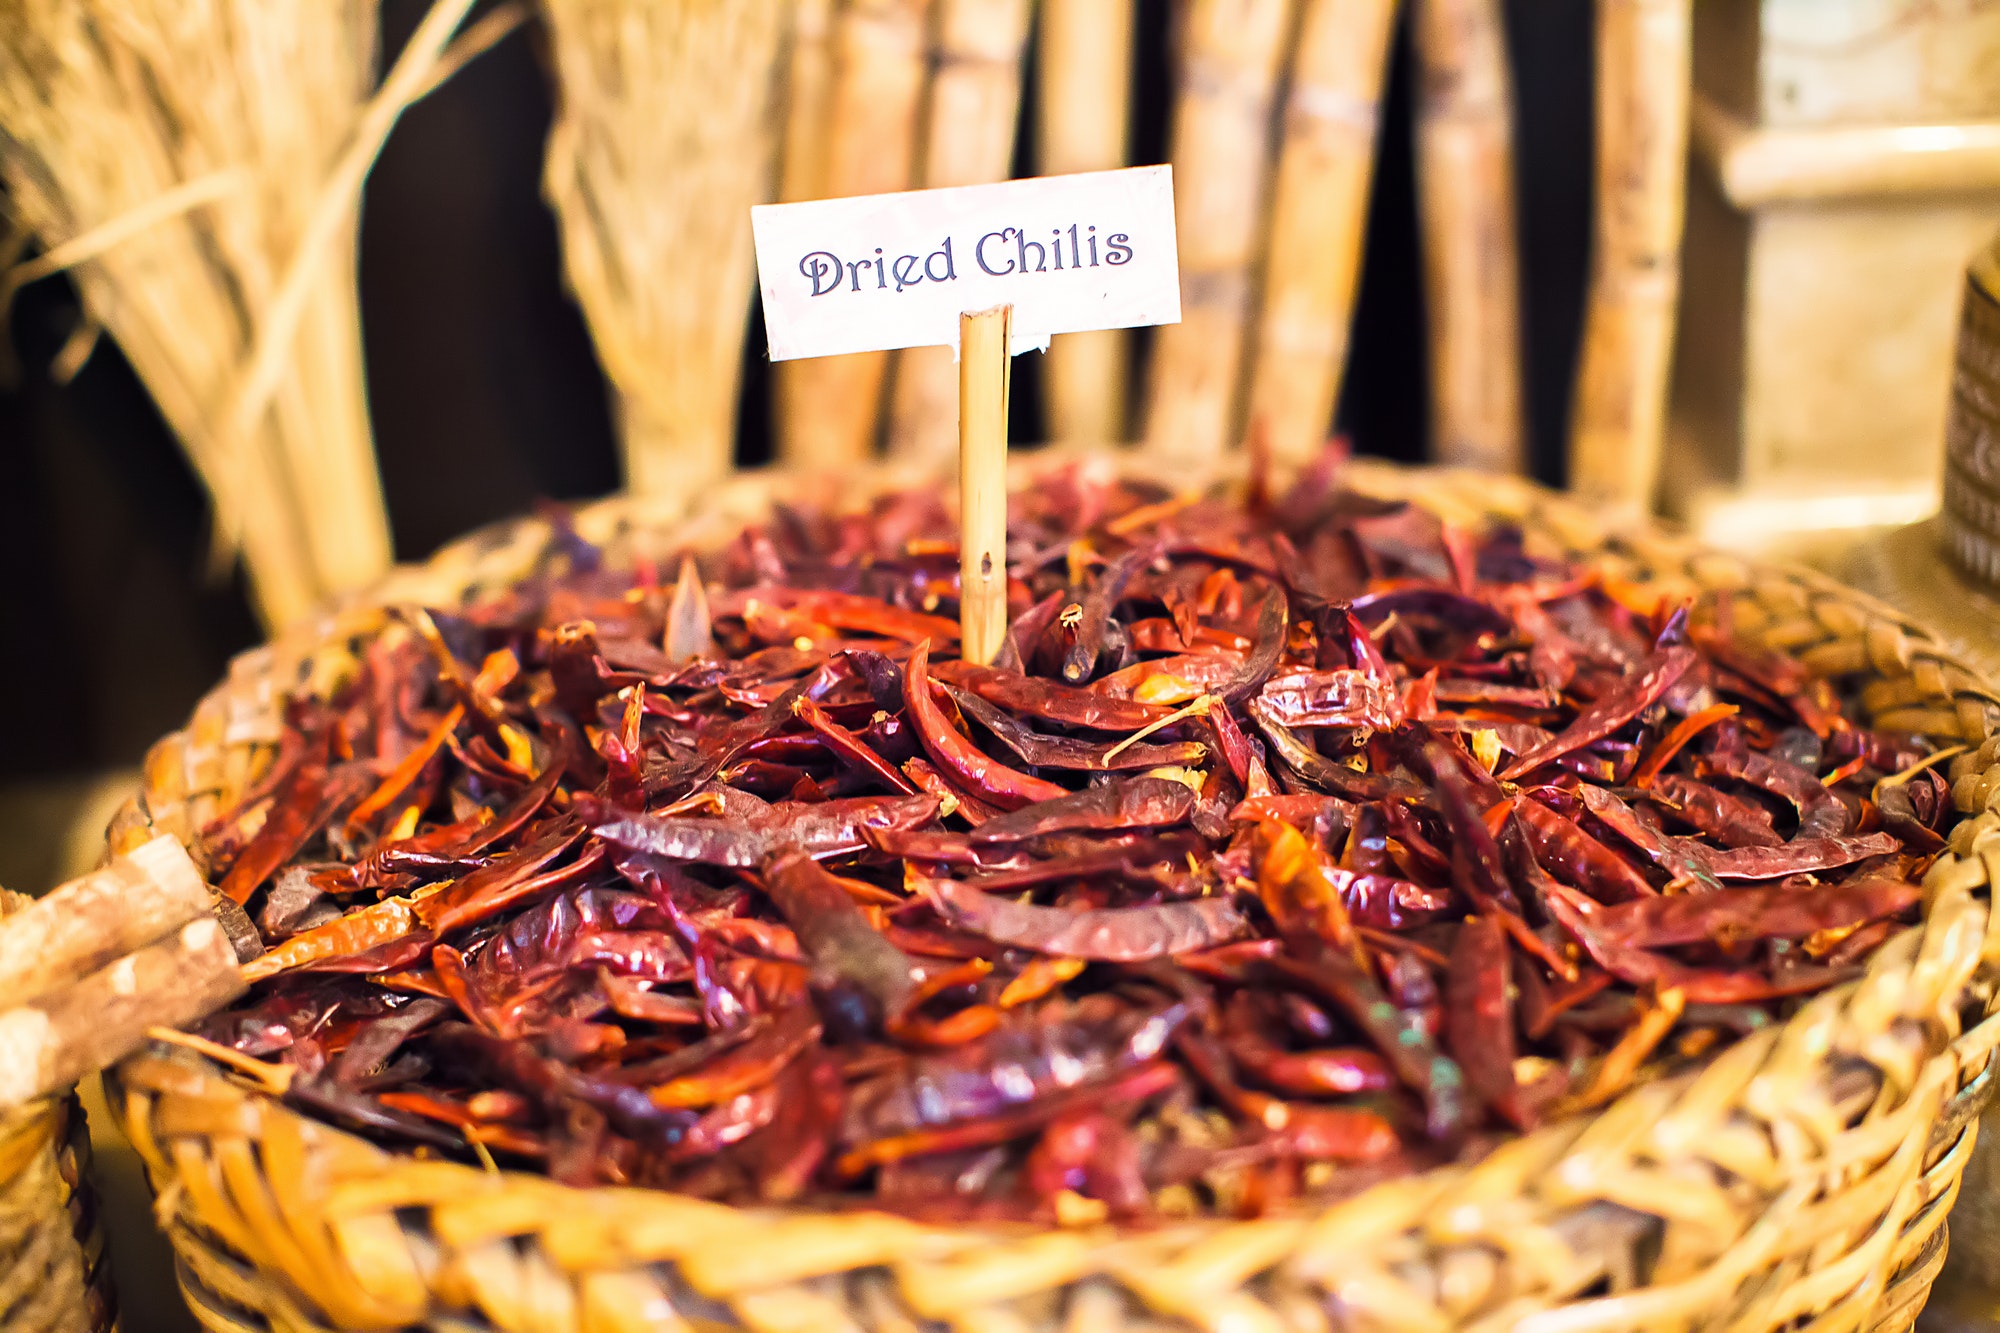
[0,0,503,628]
[541,0,790,500]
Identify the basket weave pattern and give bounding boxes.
[103,457,2000,1333]
[1,1091,116,1333]
[1,888,118,1333]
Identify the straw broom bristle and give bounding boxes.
[541,0,790,501]
[0,0,501,628]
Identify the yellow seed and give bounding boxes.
[1055,1190,1110,1227]
[500,723,537,775]
[1133,674,1203,706]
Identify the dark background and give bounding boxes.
[0,0,1593,784]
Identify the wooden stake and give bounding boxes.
[1568,0,1692,511]
[1413,0,1527,473]
[1244,0,1400,467]
[888,0,1033,465]
[1036,0,1136,447]
[958,304,1012,665]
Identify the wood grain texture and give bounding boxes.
[1244,0,1400,466]
[1141,0,1293,459]
[0,836,210,1010]
[1036,0,1136,446]
[1570,0,1692,511]
[776,0,933,468]
[1413,0,1526,474]
[957,305,1013,664]
[888,0,1033,466]
[0,918,242,1110]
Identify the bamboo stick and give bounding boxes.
[0,836,209,1010]
[1243,0,1400,467]
[1036,0,1136,447]
[0,916,244,1111]
[542,0,789,500]
[1141,0,1294,459]
[1412,0,1526,474]
[888,0,1034,465]
[776,0,934,468]
[959,305,1013,664]
[1568,0,1693,511]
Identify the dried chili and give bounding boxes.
[190,453,1955,1220]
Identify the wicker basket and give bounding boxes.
[2,899,119,1333]
[100,453,2000,1333]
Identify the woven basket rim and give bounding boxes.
[103,449,2000,1330]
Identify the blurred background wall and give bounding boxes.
[0,0,1593,790]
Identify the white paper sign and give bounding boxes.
[751,165,1179,362]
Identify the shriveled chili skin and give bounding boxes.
[921,878,1247,961]
[764,850,917,1026]
[1589,877,1920,949]
[1445,915,1527,1130]
[1500,647,1697,780]
[905,640,1067,810]
[190,457,1943,1217]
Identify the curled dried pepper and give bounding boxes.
[906,640,1067,810]
[920,878,1247,961]
[190,458,1944,1214]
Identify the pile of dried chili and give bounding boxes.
[191,458,1953,1222]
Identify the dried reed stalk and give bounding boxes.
[1141,0,1293,458]
[776,0,933,468]
[887,0,1033,465]
[1413,0,1526,473]
[1035,0,1136,447]
[1243,0,1399,466]
[0,0,496,627]
[1568,0,1692,511]
[542,0,789,500]
[780,0,840,204]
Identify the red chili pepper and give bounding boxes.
[904,640,1066,810]
[1500,647,1698,781]
[1630,702,1737,788]
[193,462,1945,1213]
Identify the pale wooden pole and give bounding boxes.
[958,304,1012,664]
[1141,0,1293,458]
[1568,0,1692,512]
[776,0,932,468]
[778,0,837,206]
[1413,0,1527,474]
[1244,0,1400,467]
[888,0,1034,465]
[1036,0,1136,447]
